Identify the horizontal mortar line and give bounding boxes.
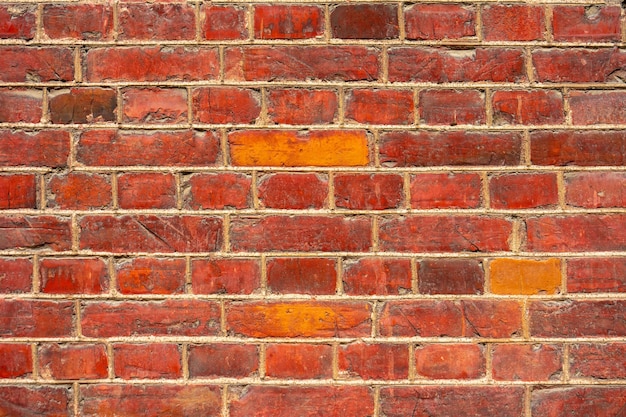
[0,0,615,3]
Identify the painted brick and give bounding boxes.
[570,91,626,125]
[265,343,332,379]
[0,5,36,39]
[0,130,70,168]
[43,4,113,40]
[257,173,328,209]
[489,173,558,209]
[553,6,621,42]
[338,343,409,380]
[529,300,626,337]
[0,174,36,209]
[39,343,107,380]
[114,343,181,379]
[40,258,108,295]
[254,5,323,39]
[482,5,544,41]
[418,259,484,295]
[0,386,70,416]
[492,344,562,381]
[202,5,247,40]
[570,343,626,379]
[192,87,261,124]
[0,344,32,378]
[48,173,111,210]
[345,89,414,125]
[492,90,564,125]
[0,300,74,338]
[420,89,485,125]
[188,344,258,378]
[117,173,177,209]
[334,173,404,210]
[404,4,475,40]
[267,257,337,295]
[0,47,73,82]
[414,344,485,379]
[267,89,338,125]
[122,88,188,124]
[490,258,561,295]
[565,172,626,208]
[191,258,261,295]
[118,3,195,40]
[410,173,482,209]
[0,258,32,293]
[567,257,626,293]
[342,258,412,295]
[116,258,186,295]
[530,130,626,166]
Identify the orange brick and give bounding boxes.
[490,258,561,295]
[228,130,369,167]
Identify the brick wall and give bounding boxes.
[0,0,625,415]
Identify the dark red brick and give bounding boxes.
[184,173,251,209]
[258,173,328,209]
[192,87,261,124]
[565,172,626,208]
[553,6,621,42]
[255,5,323,39]
[338,343,409,380]
[342,258,412,295]
[490,173,558,209]
[202,5,247,40]
[419,259,484,295]
[48,88,116,124]
[570,343,626,379]
[570,91,626,125]
[122,88,188,124]
[420,89,485,125]
[331,4,398,39]
[0,386,70,416]
[0,174,36,209]
[530,130,626,166]
[268,89,338,125]
[117,173,176,209]
[265,344,332,379]
[191,258,261,295]
[40,258,108,295]
[0,5,35,40]
[116,258,186,295]
[114,343,181,379]
[492,344,562,381]
[188,344,258,378]
[0,258,32,293]
[567,257,626,293]
[43,4,112,40]
[493,90,564,125]
[0,47,73,82]
[0,344,32,378]
[405,4,475,40]
[532,387,626,417]
[39,343,107,380]
[414,344,485,379]
[0,215,71,251]
[118,3,195,40]
[0,88,42,123]
[0,300,74,338]
[345,89,414,125]
[411,173,481,209]
[0,130,70,168]
[334,173,404,210]
[267,257,336,295]
[530,300,626,337]
[533,48,626,83]
[482,5,544,41]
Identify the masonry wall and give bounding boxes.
[0,0,625,415]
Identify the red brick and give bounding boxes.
[334,173,404,210]
[532,387,626,417]
[419,259,484,295]
[184,173,251,210]
[0,344,32,378]
[0,47,73,82]
[48,88,116,124]
[482,5,544,41]
[267,257,336,295]
[531,130,626,166]
[225,46,379,82]
[122,88,188,124]
[533,48,626,83]
[493,90,564,125]
[39,343,107,380]
[192,258,260,295]
[529,300,626,337]
[79,215,222,253]
[420,90,485,125]
[268,89,338,125]
[345,89,414,125]
[0,130,70,168]
[565,172,626,208]
[0,300,74,338]
[188,344,258,378]
[570,343,626,379]
[47,173,111,210]
[379,300,522,338]
[0,386,70,416]
[227,301,371,338]
[40,258,108,295]
[379,216,511,252]
[567,257,626,293]
[116,258,186,295]
[117,173,176,209]
[389,47,525,83]
[229,386,374,417]
[343,258,412,295]
[119,3,195,40]
[0,258,31,293]
[380,131,522,167]
[381,386,524,417]
[230,216,371,252]
[81,300,220,337]
[0,88,42,123]
[0,174,36,209]
[414,344,485,379]
[0,5,35,39]
[525,215,626,252]
[492,344,562,381]
[202,5,247,40]
[265,343,332,379]
[571,91,626,125]
[258,173,328,209]
[254,5,323,39]
[405,4,475,40]
[85,47,219,82]
[43,4,112,40]
[81,385,221,417]
[77,130,220,167]
[0,215,71,251]
[114,343,181,379]
[490,173,558,209]
[338,343,409,380]
[192,87,261,124]
[331,4,398,39]
[411,173,481,209]
[553,6,621,42]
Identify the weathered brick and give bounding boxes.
[553,6,621,42]
[342,258,412,295]
[117,173,176,209]
[39,344,107,380]
[0,258,32,293]
[338,343,409,380]
[0,300,74,338]
[48,88,116,124]
[389,48,525,83]
[490,258,561,295]
[114,343,181,379]
[490,173,558,209]
[482,5,544,41]
[379,216,511,252]
[345,89,414,125]
[254,5,323,39]
[43,4,112,40]
[570,91,626,125]
[0,216,71,251]
[77,130,220,167]
[405,4,475,40]
[530,130,626,166]
[226,301,371,337]
[122,88,188,124]
[532,387,626,416]
[202,5,247,40]
[185,173,251,210]
[192,87,261,124]
[334,173,404,210]
[48,173,111,210]
[420,90,485,125]
[265,344,332,379]
[191,258,261,294]
[257,173,328,209]
[331,4,398,39]
[267,258,336,295]
[565,172,626,208]
[567,257,626,293]
[118,3,195,40]
[0,386,70,416]
[570,343,626,379]
[0,130,70,168]
[0,5,35,40]
[188,344,258,378]
[492,90,564,125]
[492,344,562,381]
[0,344,32,378]
[81,300,220,337]
[79,215,223,253]
[267,89,338,125]
[410,173,481,209]
[418,259,484,295]
[0,88,42,123]
[532,48,626,83]
[40,258,108,295]
[116,258,186,295]
[414,344,485,379]
[0,174,36,209]
[0,47,73,82]
[529,300,626,337]
[230,216,371,252]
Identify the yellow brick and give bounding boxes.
[490,258,561,295]
[228,130,369,167]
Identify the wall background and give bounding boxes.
[0,0,625,415]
